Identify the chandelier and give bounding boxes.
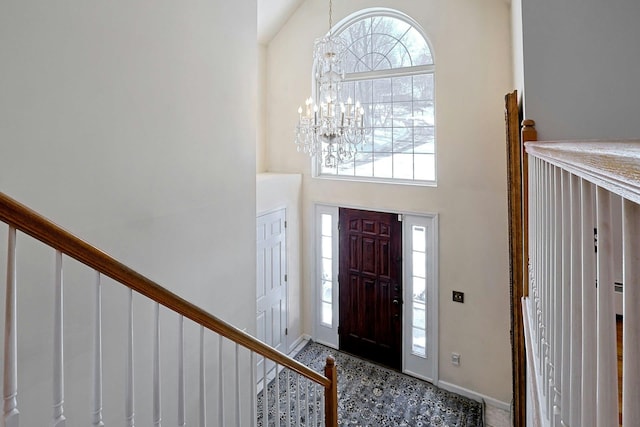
[294,0,366,168]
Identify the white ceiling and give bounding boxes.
[257,0,305,44]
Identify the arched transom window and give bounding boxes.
[316,10,436,184]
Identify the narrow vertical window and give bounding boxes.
[316,204,339,347]
[403,213,437,381]
[411,225,427,357]
[320,213,333,326]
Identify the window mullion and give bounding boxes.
[344,65,434,82]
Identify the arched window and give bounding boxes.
[316,10,436,184]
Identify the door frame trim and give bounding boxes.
[311,202,439,382]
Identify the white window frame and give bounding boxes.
[311,8,437,186]
[313,204,340,348]
[403,213,438,383]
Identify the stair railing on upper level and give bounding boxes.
[521,137,640,426]
[0,191,338,427]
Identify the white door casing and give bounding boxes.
[256,208,288,375]
[313,204,438,382]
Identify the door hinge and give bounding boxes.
[284,274,288,282]
[284,221,287,228]
[337,326,341,334]
[398,214,403,222]
[285,328,288,335]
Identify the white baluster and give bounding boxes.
[235,343,240,426]
[262,353,267,427]
[296,375,300,426]
[153,303,161,427]
[320,383,324,426]
[178,315,185,427]
[313,384,318,426]
[286,370,291,427]
[541,160,549,391]
[595,187,619,426]
[321,386,325,425]
[551,166,562,425]
[560,170,571,425]
[275,363,280,425]
[580,180,596,427]
[533,157,540,355]
[199,326,206,427]
[531,156,539,346]
[622,198,640,426]
[219,335,224,427]
[250,352,256,427]
[569,174,582,424]
[543,161,551,407]
[91,272,104,427]
[126,289,135,427]
[306,379,311,427]
[52,251,66,427]
[3,227,19,427]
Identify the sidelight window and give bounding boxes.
[403,213,438,381]
[315,204,339,346]
[411,225,427,357]
[320,213,333,326]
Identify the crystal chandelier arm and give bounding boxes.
[293,0,366,167]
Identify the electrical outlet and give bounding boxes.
[451,352,461,366]
[452,291,464,303]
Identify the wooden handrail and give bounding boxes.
[0,191,331,389]
[525,140,640,205]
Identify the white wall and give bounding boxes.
[257,44,268,173]
[266,0,514,404]
[521,0,640,140]
[511,0,525,101]
[0,1,256,425]
[257,173,303,351]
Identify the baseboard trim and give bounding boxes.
[437,381,511,412]
[313,338,338,350]
[288,334,312,354]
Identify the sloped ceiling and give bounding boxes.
[258,0,305,44]
[258,0,512,44]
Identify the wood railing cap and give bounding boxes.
[0,191,331,388]
[525,139,640,205]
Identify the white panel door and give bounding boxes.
[256,209,288,376]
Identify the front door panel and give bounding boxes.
[339,208,402,369]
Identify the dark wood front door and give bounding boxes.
[339,208,402,369]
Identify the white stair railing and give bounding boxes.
[525,140,640,426]
[0,192,338,427]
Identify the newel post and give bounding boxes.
[324,356,338,427]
